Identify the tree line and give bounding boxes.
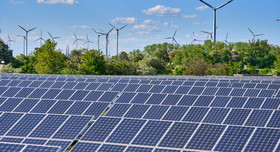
[1,39,280,76]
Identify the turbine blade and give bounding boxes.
[28,27,37,32]
[173,38,178,44]
[226,33,228,40]
[53,37,60,39]
[109,23,116,29]
[255,34,264,36]
[165,37,172,39]
[201,31,209,34]
[92,28,98,34]
[193,32,195,37]
[173,30,177,37]
[73,39,77,45]
[48,32,52,38]
[277,19,280,21]
[199,0,214,9]
[217,0,233,10]
[108,28,114,34]
[18,25,27,32]
[248,28,254,35]
[119,24,128,30]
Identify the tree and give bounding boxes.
[153,49,169,63]
[119,51,129,61]
[274,55,280,75]
[0,40,14,62]
[79,49,106,75]
[18,55,36,74]
[34,40,66,74]
[183,57,212,76]
[65,49,83,74]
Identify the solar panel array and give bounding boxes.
[0,73,280,152]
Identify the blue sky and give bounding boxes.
[1,0,279,56]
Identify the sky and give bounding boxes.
[0,0,279,56]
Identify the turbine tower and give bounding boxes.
[109,23,127,56]
[248,28,263,42]
[92,28,105,50]
[17,35,26,55]
[0,29,2,42]
[84,35,94,50]
[18,25,36,56]
[100,28,114,56]
[6,34,15,48]
[35,30,45,46]
[198,0,233,42]
[225,33,229,44]
[165,30,178,50]
[73,33,83,50]
[48,32,60,41]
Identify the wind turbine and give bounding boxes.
[99,28,114,56]
[0,29,3,42]
[84,35,94,50]
[198,0,233,42]
[73,33,83,50]
[18,25,37,56]
[92,28,105,51]
[277,19,280,21]
[17,35,26,55]
[248,28,264,42]
[201,26,218,41]
[48,32,60,41]
[35,30,45,46]
[109,23,127,56]
[191,32,203,44]
[165,30,178,50]
[225,33,229,44]
[6,34,15,48]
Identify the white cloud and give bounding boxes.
[10,0,24,4]
[163,22,178,28]
[163,22,169,27]
[186,34,191,39]
[36,0,79,5]
[142,5,197,18]
[193,21,201,25]
[111,17,138,24]
[69,25,90,29]
[195,5,209,11]
[133,20,159,35]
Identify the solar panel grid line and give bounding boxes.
[24,114,49,138]
[10,98,30,113]
[2,113,26,137]
[272,139,280,152]
[259,98,269,109]
[40,100,59,114]
[158,105,174,121]
[181,123,203,150]
[240,127,257,152]
[264,110,276,128]
[127,119,150,145]
[210,125,229,151]
[198,107,214,123]
[0,97,8,107]
[221,108,233,124]
[48,115,72,140]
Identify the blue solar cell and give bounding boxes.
[23,139,47,145]
[53,116,92,139]
[177,95,198,106]
[129,79,140,83]
[42,89,61,99]
[171,81,184,85]
[39,81,54,88]
[154,149,181,152]
[227,97,247,108]
[194,96,214,106]
[111,83,127,92]
[85,83,101,90]
[14,99,40,112]
[146,94,166,104]
[106,119,146,144]
[261,98,280,109]
[28,88,48,98]
[136,84,153,92]
[231,82,244,88]
[229,88,246,96]
[216,88,232,96]
[29,115,68,138]
[0,113,23,135]
[130,93,151,104]
[73,82,89,90]
[55,90,75,100]
[174,86,191,94]
[98,144,126,152]
[258,90,275,97]
[115,92,136,103]
[0,80,11,86]
[0,137,23,143]
[210,96,230,107]
[14,88,35,98]
[105,104,131,117]
[50,82,66,89]
[186,124,226,150]
[143,105,169,120]
[0,143,24,151]
[149,85,165,93]
[65,78,76,81]
[62,82,78,89]
[124,104,150,118]
[0,98,23,112]
[159,122,198,148]
[18,81,32,87]
[71,142,100,152]
[82,117,121,141]
[267,111,280,128]
[150,80,161,85]
[217,82,230,87]
[29,81,43,87]
[83,102,109,117]
[243,89,260,97]
[188,87,204,95]
[202,87,218,95]
[268,84,280,90]
[69,90,89,100]
[162,86,178,94]
[182,107,209,122]
[0,97,7,105]
[126,146,153,152]
[182,81,194,86]
[206,82,218,87]
[214,126,254,152]
[65,101,91,115]
[45,140,72,152]
[243,98,264,108]
[124,84,140,92]
[56,78,66,81]
[243,83,257,88]
[224,109,251,125]
[161,94,182,105]
[97,83,113,91]
[194,81,207,86]
[256,83,269,89]
[31,100,56,113]
[6,114,45,137]
[244,128,280,152]
[132,120,172,146]
[203,108,230,124]
[7,80,21,86]
[1,87,21,97]
[162,106,188,121]
[98,92,118,102]
[245,110,273,127]
[84,91,104,101]
[140,80,151,84]
[48,101,74,114]
[0,86,8,95]
[161,81,173,85]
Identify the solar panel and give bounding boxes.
[261,98,280,109]
[174,86,191,94]
[98,144,126,152]
[48,101,74,114]
[244,110,273,127]
[71,142,100,152]
[65,101,91,115]
[244,89,260,97]
[0,142,24,151]
[130,93,151,104]
[145,94,166,104]
[31,100,57,113]
[83,102,109,117]
[177,95,198,106]
[55,90,75,100]
[22,139,47,145]
[28,88,48,98]
[0,113,23,135]
[210,96,231,107]
[136,84,153,92]
[1,87,21,97]
[223,109,251,125]
[182,107,209,122]
[162,86,178,94]
[111,83,127,92]
[243,98,264,108]
[98,92,118,102]
[149,85,165,93]
[227,97,247,108]
[41,89,61,99]
[194,95,214,106]
[216,88,232,96]
[162,106,188,121]
[126,146,153,152]
[73,82,89,90]
[0,98,23,112]
[105,104,131,117]
[143,105,169,120]
[267,111,280,128]
[124,104,150,118]
[188,87,204,95]
[84,91,104,101]
[45,140,72,151]
[0,137,23,143]
[203,108,230,124]
[69,90,89,100]
[14,88,35,98]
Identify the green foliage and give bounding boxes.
[119,51,129,61]
[65,49,83,74]
[18,55,36,74]
[34,40,66,74]
[0,63,21,73]
[0,40,14,62]
[79,49,106,75]
[138,56,166,75]
[183,57,212,76]
[212,63,229,76]
[274,55,280,75]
